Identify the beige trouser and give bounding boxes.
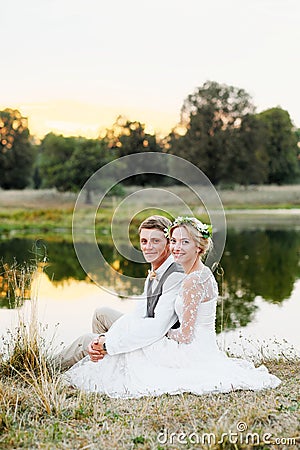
[53,306,123,371]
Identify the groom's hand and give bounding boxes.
[88,337,107,362]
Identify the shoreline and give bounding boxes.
[225,208,300,214]
[0,187,299,240]
[0,207,299,241]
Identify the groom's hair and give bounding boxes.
[138,215,172,235]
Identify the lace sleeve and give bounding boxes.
[167,271,217,344]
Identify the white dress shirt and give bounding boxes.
[105,255,185,355]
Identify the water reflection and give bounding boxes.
[222,229,300,303]
[216,229,300,332]
[1,229,299,335]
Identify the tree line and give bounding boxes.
[1,81,299,191]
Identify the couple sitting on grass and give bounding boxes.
[54,215,281,398]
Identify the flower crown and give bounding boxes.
[164,216,212,239]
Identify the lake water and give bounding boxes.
[1,220,299,360]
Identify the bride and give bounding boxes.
[64,217,281,398]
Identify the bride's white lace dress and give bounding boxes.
[64,266,281,398]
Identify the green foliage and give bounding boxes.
[105,116,168,185]
[168,81,299,185]
[132,435,146,445]
[257,108,300,184]
[38,133,76,190]
[67,137,113,191]
[294,127,300,147]
[106,183,126,197]
[38,133,113,194]
[0,109,35,189]
[2,91,299,191]
[222,115,269,185]
[169,81,259,185]
[181,80,255,132]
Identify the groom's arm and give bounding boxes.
[104,272,184,355]
[87,287,148,361]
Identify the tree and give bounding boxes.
[39,133,77,190]
[0,108,34,189]
[168,81,269,185]
[105,116,168,185]
[257,108,299,184]
[39,134,112,200]
[181,80,255,132]
[294,128,300,148]
[222,115,269,185]
[67,137,113,202]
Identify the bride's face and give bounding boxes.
[170,226,199,267]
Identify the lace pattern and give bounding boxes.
[167,268,218,344]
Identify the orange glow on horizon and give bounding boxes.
[0,100,180,139]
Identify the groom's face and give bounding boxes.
[140,228,170,269]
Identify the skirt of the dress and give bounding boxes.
[64,336,281,398]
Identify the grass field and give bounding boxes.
[1,185,300,210]
[0,185,299,240]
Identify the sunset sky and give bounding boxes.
[1,0,299,138]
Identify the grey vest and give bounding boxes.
[146,262,184,328]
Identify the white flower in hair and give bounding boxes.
[164,216,212,239]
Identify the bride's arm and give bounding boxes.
[167,273,217,344]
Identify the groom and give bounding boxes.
[54,215,184,370]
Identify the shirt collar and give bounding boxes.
[151,254,174,279]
